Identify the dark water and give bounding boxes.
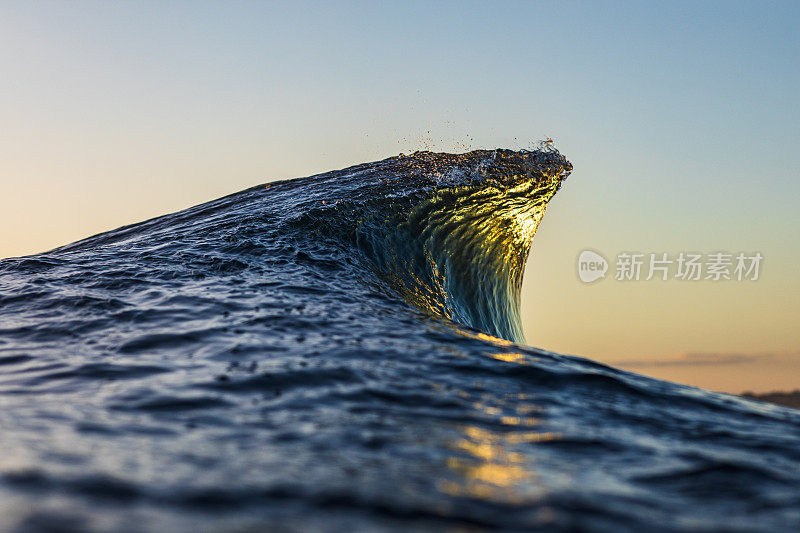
[1,149,798,532]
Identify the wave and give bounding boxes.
[0,147,798,532]
[290,148,572,341]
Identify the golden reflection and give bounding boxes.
[463,330,514,347]
[487,351,527,364]
[438,395,560,504]
[500,415,540,426]
[426,321,521,349]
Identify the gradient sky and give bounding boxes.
[1,1,798,393]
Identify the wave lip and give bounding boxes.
[331,147,573,342]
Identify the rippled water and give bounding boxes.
[1,149,798,532]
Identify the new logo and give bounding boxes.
[577,250,608,283]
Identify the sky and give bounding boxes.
[1,1,798,393]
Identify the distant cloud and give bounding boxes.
[615,351,800,368]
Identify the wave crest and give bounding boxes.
[305,148,572,341]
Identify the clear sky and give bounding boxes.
[1,1,798,393]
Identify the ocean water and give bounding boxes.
[0,149,798,532]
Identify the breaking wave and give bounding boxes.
[0,147,798,532]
